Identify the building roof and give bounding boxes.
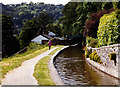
[42,34,53,39]
[31,35,48,43]
[48,32,56,36]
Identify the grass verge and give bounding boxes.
[33,56,55,85]
[48,47,63,55]
[33,46,64,85]
[1,45,55,81]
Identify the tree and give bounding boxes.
[102,2,113,10]
[59,2,103,36]
[18,13,53,48]
[2,3,64,29]
[97,9,120,46]
[84,8,115,38]
[46,23,62,36]
[112,1,120,9]
[59,2,78,36]
[2,15,20,58]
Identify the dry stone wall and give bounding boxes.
[92,44,120,72]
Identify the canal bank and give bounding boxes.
[53,45,120,85]
[86,44,120,80]
[48,46,69,85]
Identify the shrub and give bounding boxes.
[26,42,47,54]
[89,51,97,60]
[94,53,100,62]
[84,8,114,38]
[89,51,102,63]
[92,51,97,60]
[108,52,116,65]
[86,37,98,48]
[85,47,92,58]
[108,52,116,61]
[89,53,92,60]
[97,9,120,47]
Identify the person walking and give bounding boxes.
[48,40,51,50]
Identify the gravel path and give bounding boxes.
[2,47,59,85]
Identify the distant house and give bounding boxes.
[48,31,56,37]
[31,35,48,44]
[42,34,53,39]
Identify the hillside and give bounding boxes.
[1,2,64,29]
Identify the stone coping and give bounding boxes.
[86,58,119,79]
[48,46,69,85]
[92,44,120,50]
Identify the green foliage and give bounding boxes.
[46,23,62,36]
[112,2,120,9]
[94,53,100,62]
[1,45,50,80]
[89,53,92,60]
[86,37,98,48]
[2,2,64,29]
[59,2,107,37]
[97,9,120,47]
[89,51,102,63]
[108,52,116,61]
[59,2,78,36]
[1,15,20,58]
[85,47,92,58]
[18,13,53,49]
[26,42,47,54]
[102,2,113,10]
[108,52,116,65]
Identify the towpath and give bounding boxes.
[2,47,59,85]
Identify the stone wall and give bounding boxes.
[92,44,120,72]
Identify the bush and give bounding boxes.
[85,47,92,58]
[94,53,101,62]
[86,37,98,48]
[108,52,116,61]
[97,9,120,47]
[89,51,97,60]
[89,53,92,60]
[26,42,47,54]
[84,8,114,38]
[89,51,102,63]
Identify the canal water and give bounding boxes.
[54,46,120,85]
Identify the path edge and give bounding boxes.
[48,46,69,85]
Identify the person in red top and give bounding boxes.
[48,40,51,50]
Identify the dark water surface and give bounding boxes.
[54,46,120,85]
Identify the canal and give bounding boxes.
[54,45,120,85]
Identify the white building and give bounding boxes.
[48,31,56,37]
[31,35,48,44]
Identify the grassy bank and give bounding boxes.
[33,46,64,85]
[48,47,63,55]
[1,44,56,81]
[33,56,55,85]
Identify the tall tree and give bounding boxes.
[84,8,115,38]
[59,2,78,36]
[18,13,53,48]
[2,15,20,58]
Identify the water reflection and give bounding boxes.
[54,46,120,85]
